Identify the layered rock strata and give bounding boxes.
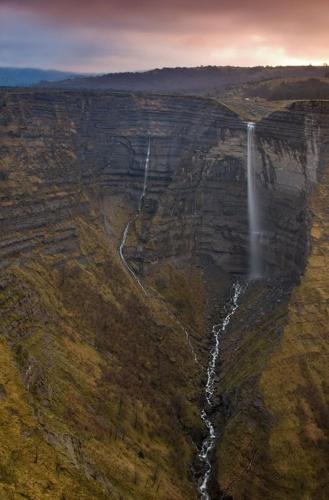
[1,90,329,499]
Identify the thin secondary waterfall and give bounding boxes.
[119,137,151,293]
[139,137,151,211]
[247,122,262,279]
[119,136,199,365]
[197,283,244,500]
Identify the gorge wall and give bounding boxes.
[0,89,328,499]
[214,102,329,500]
[0,90,316,278]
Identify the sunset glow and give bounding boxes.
[0,0,328,71]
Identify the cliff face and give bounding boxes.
[0,90,210,499]
[213,101,329,500]
[0,90,314,279]
[0,90,328,499]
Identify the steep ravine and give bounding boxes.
[208,102,329,499]
[196,282,244,499]
[0,90,329,498]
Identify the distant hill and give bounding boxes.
[0,67,85,87]
[49,65,329,93]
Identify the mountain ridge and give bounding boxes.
[0,67,87,87]
[45,65,329,93]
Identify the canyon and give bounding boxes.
[0,89,329,499]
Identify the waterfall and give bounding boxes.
[119,137,151,293]
[247,122,262,279]
[139,137,151,211]
[197,283,244,500]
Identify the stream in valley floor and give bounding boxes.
[197,282,244,500]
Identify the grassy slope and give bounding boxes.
[0,90,208,498]
[216,97,290,122]
[215,162,329,499]
[0,211,204,499]
[260,163,329,498]
[0,87,219,498]
[214,283,291,498]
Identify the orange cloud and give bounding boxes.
[0,0,328,71]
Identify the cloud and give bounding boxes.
[0,0,328,71]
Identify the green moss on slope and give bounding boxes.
[213,164,329,499]
[260,164,329,499]
[0,214,202,499]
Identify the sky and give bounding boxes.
[0,0,328,73]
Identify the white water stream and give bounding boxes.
[247,122,262,279]
[118,137,201,363]
[119,138,151,293]
[197,283,244,500]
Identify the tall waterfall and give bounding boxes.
[197,283,244,500]
[247,122,262,279]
